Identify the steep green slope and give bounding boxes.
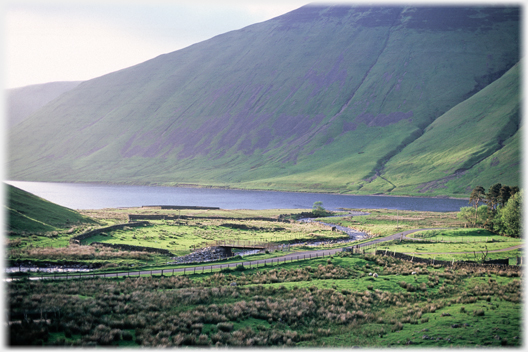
[6,81,81,128]
[5,184,95,233]
[378,61,521,196]
[7,5,520,196]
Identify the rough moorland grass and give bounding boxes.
[7,252,521,347]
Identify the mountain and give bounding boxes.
[6,81,81,128]
[7,5,520,197]
[5,184,95,233]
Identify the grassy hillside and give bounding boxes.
[5,183,95,233]
[7,5,520,197]
[6,81,81,128]
[377,61,521,196]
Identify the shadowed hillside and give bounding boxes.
[5,184,95,233]
[7,5,520,197]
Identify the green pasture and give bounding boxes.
[364,229,521,264]
[80,219,349,257]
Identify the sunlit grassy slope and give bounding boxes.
[5,184,95,233]
[379,61,521,196]
[8,5,520,197]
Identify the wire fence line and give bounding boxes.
[18,250,339,282]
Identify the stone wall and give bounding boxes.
[128,214,285,222]
[171,246,234,264]
[90,242,174,256]
[70,221,150,244]
[373,250,520,272]
[141,205,220,210]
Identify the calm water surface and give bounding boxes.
[6,181,468,212]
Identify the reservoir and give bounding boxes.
[5,181,468,212]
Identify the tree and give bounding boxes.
[469,186,486,226]
[494,190,522,237]
[498,185,512,208]
[485,183,502,210]
[457,205,488,227]
[312,201,326,217]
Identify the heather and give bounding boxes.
[8,253,521,347]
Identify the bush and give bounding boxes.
[122,330,133,341]
[473,309,485,316]
[217,322,233,332]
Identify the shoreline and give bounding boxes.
[6,179,470,201]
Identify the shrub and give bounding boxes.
[122,330,133,341]
[473,309,485,316]
[391,322,403,332]
[217,322,233,332]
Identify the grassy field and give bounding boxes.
[8,252,522,347]
[79,218,349,257]
[7,207,349,268]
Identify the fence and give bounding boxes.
[14,250,337,281]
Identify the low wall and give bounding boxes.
[128,214,285,222]
[142,205,220,210]
[373,250,520,272]
[70,221,150,244]
[90,242,174,256]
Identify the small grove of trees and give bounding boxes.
[458,183,521,237]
